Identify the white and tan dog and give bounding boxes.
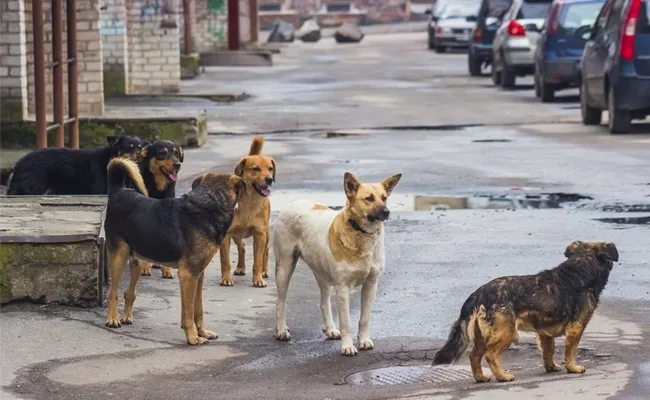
[273,172,402,356]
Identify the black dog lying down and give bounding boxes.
[7,135,146,195]
[104,157,245,345]
[433,241,619,383]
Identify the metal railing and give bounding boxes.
[32,0,79,149]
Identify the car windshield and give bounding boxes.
[440,3,479,18]
[519,1,552,19]
[486,0,513,19]
[558,1,603,31]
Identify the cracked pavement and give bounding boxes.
[2,31,650,400]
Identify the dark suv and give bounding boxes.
[580,0,650,133]
[468,0,514,75]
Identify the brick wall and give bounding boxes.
[193,0,255,52]
[100,0,127,71]
[126,0,180,94]
[23,0,104,117]
[0,0,28,120]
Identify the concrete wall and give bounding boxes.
[125,0,181,94]
[23,0,104,117]
[0,0,28,120]
[193,0,252,53]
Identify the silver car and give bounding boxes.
[431,1,481,53]
[491,0,553,88]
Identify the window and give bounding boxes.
[518,0,553,19]
[593,0,614,34]
[559,1,604,31]
[640,0,650,34]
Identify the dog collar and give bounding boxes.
[348,218,371,235]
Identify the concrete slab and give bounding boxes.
[199,50,274,67]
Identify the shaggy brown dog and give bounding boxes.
[432,241,619,383]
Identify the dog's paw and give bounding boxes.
[262,271,269,278]
[220,277,234,286]
[545,363,562,373]
[323,327,341,340]
[340,345,359,356]
[119,314,134,325]
[276,327,291,341]
[160,267,174,279]
[253,278,267,288]
[495,373,515,382]
[474,375,491,383]
[140,265,152,276]
[105,317,122,328]
[358,338,374,350]
[187,336,209,346]
[567,364,586,374]
[234,268,246,276]
[198,328,218,340]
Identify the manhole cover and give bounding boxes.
[344,365,475,386]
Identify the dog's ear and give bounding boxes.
[564,240,585,258]
[192,174,205,189]
[231,175,247,196]
[598,243,619,262]
[107,135,120,147]
[270,158,276,181]
[139,144,150,160]
[343,172,361,199]
[177,145,184,163]
[234,158,246,177]
[380,173,402,197]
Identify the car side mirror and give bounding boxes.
[575,25,593,41]
[431,15,439,22]
[466,15,478,22]
[424,8,432,15]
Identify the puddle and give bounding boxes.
[472,139,512,143]
[269,191,591,212]
[595,216,650,225]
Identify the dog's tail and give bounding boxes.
[432,296,485,366]
[107,157,148,196]
[249,136,264,156]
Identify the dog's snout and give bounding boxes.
[173,161,181,170]
[376,206,390,221]
[264,176,274,185]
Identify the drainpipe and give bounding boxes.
[227,0,240,50]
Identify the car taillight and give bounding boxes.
[547,2,561,34]
[435,26,442,34]
[620,0,641,61]
[507,20,526,36]
[473,27,482,42]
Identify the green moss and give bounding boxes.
[1,117,204,150]
[180,53,201,80]
[0,245,14,302]
[103,69,126,96]
[0,101,25,122]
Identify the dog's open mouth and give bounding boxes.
[160,167,178,182]
[253,182,271,197]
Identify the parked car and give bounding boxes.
[492,0,554,88]
[430,1,481,53]
[533,0,604,102]
[426,0,454,50]
[580,0,650,133]
[468,0,514,75]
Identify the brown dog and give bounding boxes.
[218,136,275,288]
[432,240,619,383]
[104,158,243,345]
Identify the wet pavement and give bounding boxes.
[2,32,650,400]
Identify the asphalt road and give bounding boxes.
[2,32,650,400]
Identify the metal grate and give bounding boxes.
[345,365,475,386]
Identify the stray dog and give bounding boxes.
[218,136,275,288]
[104,157,244,345]
[273,172,402,356]
[134,140,185,280]
[432,241,619,383]
[7,135,146,195]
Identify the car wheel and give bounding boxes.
[540,80,555,103]
[435,45,447,53]
[580,80,602,126]
[607,88,631,134]
[501,62,516,89]
[468,53,482,77]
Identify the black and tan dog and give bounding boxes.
[104,157,244,345]
[7,135,146,195]
[216,136,275,288]
[133,140,185,280]
[432,241,619,383]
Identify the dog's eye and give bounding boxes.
[253,166,261,172]
[130,144,134,148]
[365,195,375,202]
[381,195,387,202]
[137,145,142,149]
[268,167,274,172]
